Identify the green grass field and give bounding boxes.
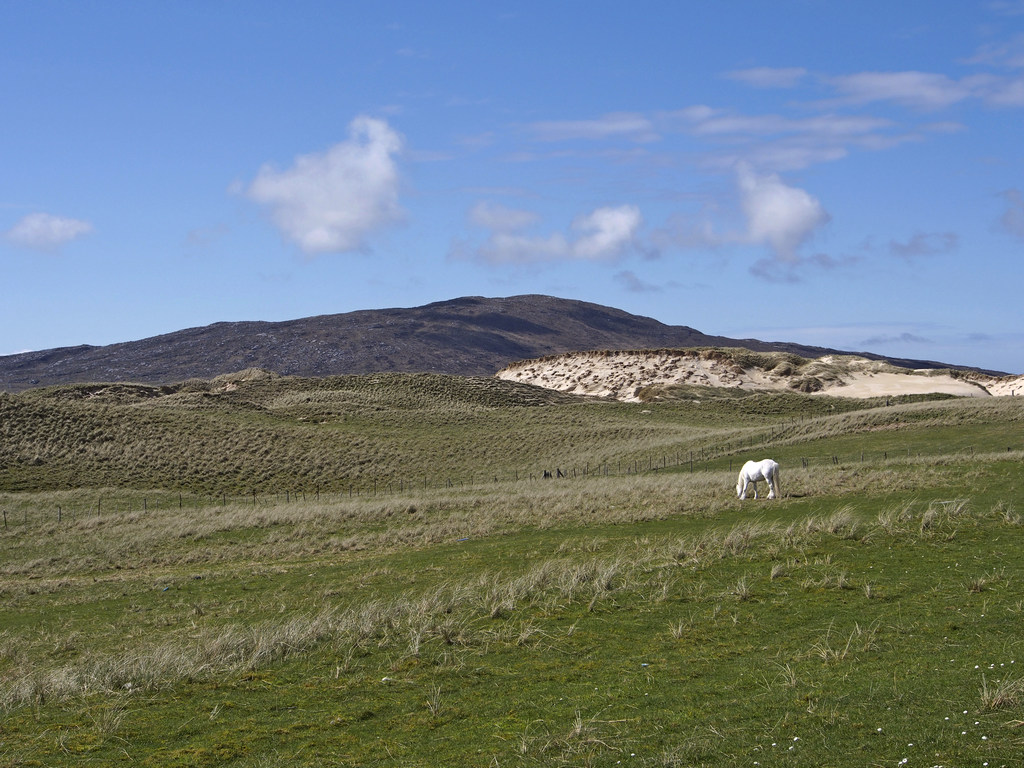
[1,371,1023,766]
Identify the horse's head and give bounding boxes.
[736,474,744,498]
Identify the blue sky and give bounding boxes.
[3,2,1023,373]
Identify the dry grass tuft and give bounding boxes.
[981,675,1024,710]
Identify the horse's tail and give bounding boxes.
[773,464,782,498]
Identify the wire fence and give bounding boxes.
[3,436,1019,532]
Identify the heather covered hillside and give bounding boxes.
[0,296,991,392]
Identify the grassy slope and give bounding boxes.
[1,374,1023,766]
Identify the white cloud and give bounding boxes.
[245,115,403,254]
[571,205,643,260]
[5,212,93,250]
[737,165,829,262]
[457,202,643,265]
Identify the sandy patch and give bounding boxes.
[496,349,1024,402]
[822,372,988,398]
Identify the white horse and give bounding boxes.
[736,459,781,500]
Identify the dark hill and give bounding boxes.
[0,295,991,392]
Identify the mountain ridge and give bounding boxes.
[0,295,1003,392]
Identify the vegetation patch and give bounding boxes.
[0,373,1022,765]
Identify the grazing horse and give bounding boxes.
[736,459,781,500]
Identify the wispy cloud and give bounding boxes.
[723,67,809,88]
[989,1,1024,18]
[244,115,404,254]
[966,33,1024,68]
[828,71,976,110]
[998,188,1024,238]
[861,331,933,346]
[527,112,658,143]
[888,231,958,259]
[469,201,540,232]
[454,202,643,265]
[677,109,893,138]
[396,47,430,59]
[668,106,904,171]
[827,69,1024,109]
[186,223,229,248]
[500,43,1024,278]
[615,270,662,292]
[5,212,93,250]
[750,251,860,283]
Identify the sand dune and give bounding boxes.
[496,349,1024,402]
